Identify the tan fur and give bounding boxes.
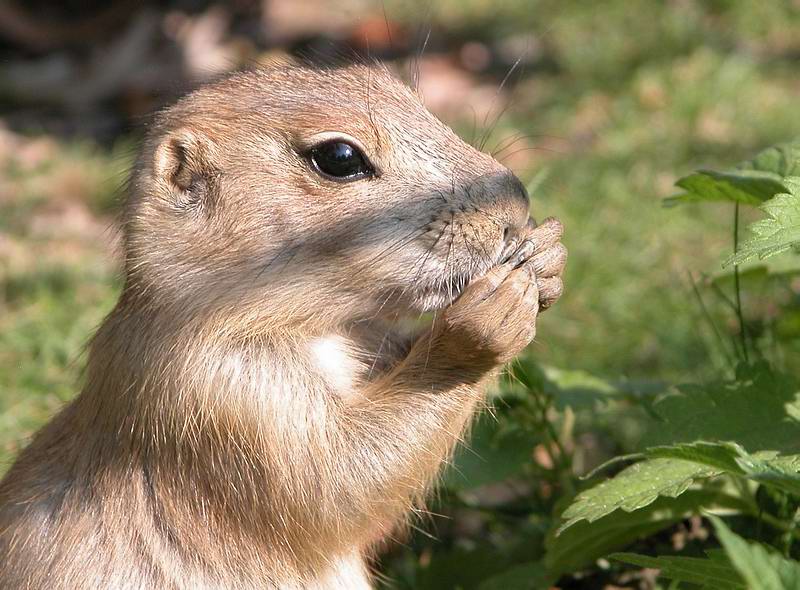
[0,63,566,589]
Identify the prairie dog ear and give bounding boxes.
[153,129,218,211]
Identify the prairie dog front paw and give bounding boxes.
[526,217,566,310]
[437,217,566,366]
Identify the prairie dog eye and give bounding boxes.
[307,140,375,181]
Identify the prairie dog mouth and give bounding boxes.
[413,220,537,312]
[413,272,475,312]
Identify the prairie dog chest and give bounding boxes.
[307,335,365,395]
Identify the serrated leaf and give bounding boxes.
[646,441,800,496]
[711,515,800,590]
[669,138,800,207]
[725,178,800,266]
[611,552,745,589]
[546,490,746,576]
[559,366,800,534]
[736,453,800,496]
[643,363,800,454]
[739,139,800,178]
[711,253,800,289]
[668,169,787,206]
[646,441,751,472]
[557,458,720,533]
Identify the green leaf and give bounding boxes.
[646,441,800,496]
[668,169,787,206]
[738,139,800,179]
[558,365,800,534]
[541,365,667,410]
[611,552,745,589]
[477,562,550,590]
[711,515,800,590]
[711,253,800,289]
[443,414,534,491]
[668,138,800,206]
[725,178,800,266]
[414,547,513,590]
[646,441,750,473]
[736,453,800,496]
[643,363,800,454]
[546,490,746,576]
[557,458,720,532]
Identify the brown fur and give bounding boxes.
[0,63,566,589]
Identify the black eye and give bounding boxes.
[308,140,375,181]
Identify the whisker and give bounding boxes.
[478,55,523,152]
[497,145,567,164]
[364,222,430,267]
[413,27,432,93]
[491,132,569,159]
[360,218,449,327]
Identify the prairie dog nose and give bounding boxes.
[500,175,532,243]
[464,171,531,234]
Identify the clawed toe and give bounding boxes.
[532,243,568,278]
[537,277,564,310]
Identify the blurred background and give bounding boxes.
[2,1,800,588]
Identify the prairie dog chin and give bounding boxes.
[0,62,566,589]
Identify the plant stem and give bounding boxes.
[531,390,574,497]
[733,202,749,364]
[783,508,800,557]
[757,511,800,539]
[688,271,736,371]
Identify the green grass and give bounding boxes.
[0,138,124,468]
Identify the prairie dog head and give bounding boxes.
[125,63,530,328]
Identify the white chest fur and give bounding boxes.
[307,335,363,396]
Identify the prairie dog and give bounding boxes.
[0,63,566,589]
